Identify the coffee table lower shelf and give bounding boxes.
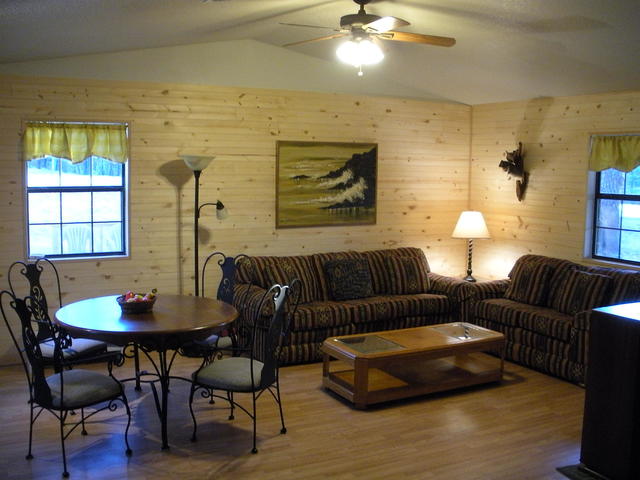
[323,353,502,408]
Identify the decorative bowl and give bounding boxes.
[116,294,156,314]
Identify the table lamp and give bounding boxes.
[451,210,490,282]
[181,155,228,296]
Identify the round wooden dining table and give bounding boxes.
[55,294,238,450]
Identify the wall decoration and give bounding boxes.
[276,141,377,228]
[499,142,528,201]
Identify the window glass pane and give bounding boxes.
[620,231,640,263]
[92,157,123,186]
[626,167,640,194]
[62,224,92,254]
[27,157,60,187]
[61,158,91,186]
[621,201,640,230]
[93,223,122,252]
[596,199,621,229]
[93,192,122,221]
[61,192,91,222]
[600,168,625,194]
[28,192,60,224]
[29,224,61,256]
[595,228,620,259]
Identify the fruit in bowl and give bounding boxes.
[117,289,157,313]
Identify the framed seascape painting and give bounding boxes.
[276,141,377,228]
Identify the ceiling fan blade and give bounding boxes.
[283,33,348,48]
[280,22,339,31]
[364,16,410,33]
[380,31,456,47]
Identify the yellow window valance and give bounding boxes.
[23,122,128,164]
[589,134,640,172]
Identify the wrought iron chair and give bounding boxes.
[0,290,132,478]
[188,279,301,453]
[8,258,117,366]
[179,252,252,360]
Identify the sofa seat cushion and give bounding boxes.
[342,294,450,324]
[290,301,356,330]
[475,298,573,342]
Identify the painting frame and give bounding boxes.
[276,140,377,229]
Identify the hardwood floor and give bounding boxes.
[0,356,583,480]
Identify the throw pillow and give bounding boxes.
[385,256,430,294]
[504,261,554,306]
[323,258,374,301]
[555,269,612,315]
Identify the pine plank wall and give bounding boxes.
[0,74,471,363]
[471,91,640,278]
[1,74,638,364]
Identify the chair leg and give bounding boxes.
[275,380,287,435]
[251,391,258,454]
[81,407,87,435]
[121,395,133,456]
[60,411,69,478]
[228,391,235,421]
[26,402,34,460]
[188,384,198,442]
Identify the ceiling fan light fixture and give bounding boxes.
[336,38,384,67]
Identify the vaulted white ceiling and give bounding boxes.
[1,0,639,105]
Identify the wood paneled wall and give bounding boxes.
[471,90,640,279]
[0,74,470,363]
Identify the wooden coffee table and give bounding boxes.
[321,322,505,409]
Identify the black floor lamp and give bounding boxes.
[452,210,491,282]
[182,155,228,296]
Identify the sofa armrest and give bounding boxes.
[428,273,468,299]
[233,283,270,321]
[457,279,510,323]
[569,310,591,368]
[427,273,471,321]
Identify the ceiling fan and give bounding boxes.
[282,0,456,56]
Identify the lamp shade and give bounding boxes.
[452,211,491,239]
[181,155,214,171]
[215,201,229,220]
[336,38,384,67]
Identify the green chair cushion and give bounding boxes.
[194,357,264,392]
[47,369,122,409]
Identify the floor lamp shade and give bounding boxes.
[181,155,214,171]
[452,211,490,282]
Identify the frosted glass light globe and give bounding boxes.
[336,39,384,67]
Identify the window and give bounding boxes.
[24,122,128,259]
[592,167,640,265]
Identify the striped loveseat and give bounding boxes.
[461,255,640,384]
[233,247,467,365]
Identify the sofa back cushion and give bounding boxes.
[385,256,431,294]
[504,259,554,306]
[554,269,613,315]
[582,266,640,305]
[323,258,374,301]
[237,255,320,304]
[362,247,431,295]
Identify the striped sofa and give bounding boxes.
[461,255,640,384]
[233,247,467,365]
